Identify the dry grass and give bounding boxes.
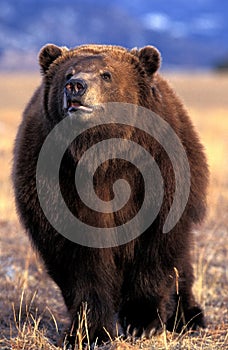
[0,72,227,349]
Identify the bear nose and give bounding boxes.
[65,78,87,97]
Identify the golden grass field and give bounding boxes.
[0,72,227,349]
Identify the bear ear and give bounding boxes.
[39,44,68,74]
[132,46,161,76]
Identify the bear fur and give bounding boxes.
[13,43,209,344]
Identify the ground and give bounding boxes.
[0,72,227,349]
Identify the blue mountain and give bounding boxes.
[0,0,227,69]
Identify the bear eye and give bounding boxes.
[101,71,112,81]
[66,73,73,81]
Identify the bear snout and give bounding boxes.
[65,78,87,98]
[64,77,95,114]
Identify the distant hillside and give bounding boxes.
[1,0,228,70]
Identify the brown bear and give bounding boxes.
[13,43,209,345]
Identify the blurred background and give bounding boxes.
[1,0,228,72]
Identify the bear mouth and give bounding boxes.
[63,91,93,114]
[67,101,93,114]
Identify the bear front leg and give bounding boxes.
[119,258,177,339]
[166,264,206,333]
[60,269,121,346]
[66,295,116,346]
[119,279,173,338]
[119,297,167,338]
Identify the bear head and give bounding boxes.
[39,44,161,124]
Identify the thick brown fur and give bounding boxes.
[13,43,209,344]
